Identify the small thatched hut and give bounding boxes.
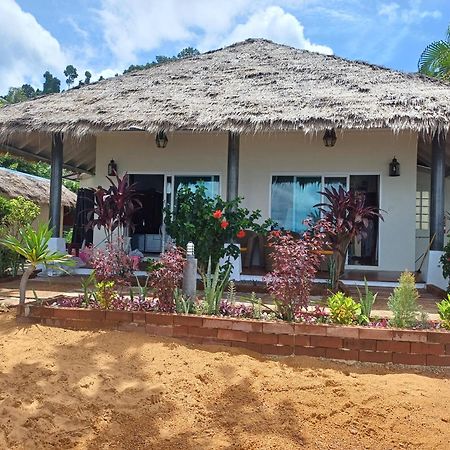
[0,167,76,233]
[0,39,449,286]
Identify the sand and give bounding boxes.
[0,311,449,449]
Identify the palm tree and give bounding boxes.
[0,223,73,304]
[418,25,450,80]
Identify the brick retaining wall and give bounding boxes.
[17,304,450,367]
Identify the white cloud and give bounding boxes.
[378,1,441,24]
[223,6,333,54]
[96,0,333,66]
[0,0,68,93]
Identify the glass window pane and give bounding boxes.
[294,177,322,231]
[174,175,219,198]
[324,177,347,190]
[271,176,295,231]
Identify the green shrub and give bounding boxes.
[356,278,377,324]
[202,258,232,315]
[437,295,450,329]
[327,292,361,325]
[387,271,419,328]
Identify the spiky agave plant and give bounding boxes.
[0,223,74,304]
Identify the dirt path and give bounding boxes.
[0,311,449,449]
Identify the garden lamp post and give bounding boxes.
[183,241,197,299]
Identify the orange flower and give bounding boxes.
[236,230,246,239]
[220,220,229,229]
[213,209,222,219]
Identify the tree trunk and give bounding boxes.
[332,237,352,291]
[19,265,35,305]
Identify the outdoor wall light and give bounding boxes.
[155,130,168,148]
[107,159,117,176]
[389,156,400,177]
[323,128,337,147]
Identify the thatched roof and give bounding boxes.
[0,167,77,207]
[0,38,449,139]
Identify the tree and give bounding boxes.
[4,87,27,104]
[177,47,200,59]
[64,65,78,88]
[21,84,36,99]
[84,70,92,84]
[418,25,450,80]
[43,71,61,94]
[0,223,73,304]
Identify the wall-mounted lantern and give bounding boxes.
[389,157,400,177]
[155,130,168,148]
[107,159,117,176]
[323,128,337,147]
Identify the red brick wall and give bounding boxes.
[17,305,450,367]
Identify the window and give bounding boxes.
[270,174,380,266]
[416,191,429,230]
[271,175,346,232]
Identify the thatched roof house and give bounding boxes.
[0,38,449,284]
[0,167,76,207]
[0,39,449,173]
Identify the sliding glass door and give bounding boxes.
[270,174,379,266]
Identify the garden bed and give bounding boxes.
[17,303,450,367]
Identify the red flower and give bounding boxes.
[213,209,222,219]
[271,230,281,237]
[220,220,229,229]
[236,230,246,239]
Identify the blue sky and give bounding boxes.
[0,0,449,93]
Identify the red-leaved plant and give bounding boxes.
[150,246,185,312]
[90,239,134,286]
[315,186,383,290]
[88,173,142,247]
[264,219,331,321]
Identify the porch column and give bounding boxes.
[430,129,446,250]
[49,132,63,237]
[226,131,240,201]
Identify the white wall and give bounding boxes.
[82,129,418,271]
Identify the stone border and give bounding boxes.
[17,304,450,367]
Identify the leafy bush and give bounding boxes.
[90,240,134,285]
[202,258,232,315]
[150,246,185,312]
[440,241,450,291]
[264,220,331,321]
[387,271,419,328]
[164,184,273,270]
[94,280,117,309]
[0,196,40,277]
[327,292,361,325]
[356,278,377,324]
[437,295,450,329]
[0,223,73,304]
[316,186,383,290]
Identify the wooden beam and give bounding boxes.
[0,143,94,175]
[226,131,240,201]
[430,129,446,251]
[49,133,63,238]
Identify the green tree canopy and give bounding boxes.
[418,25,450,80]
[43,71,61,94]
[64,65,78,88]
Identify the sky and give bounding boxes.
[0,0,449,94]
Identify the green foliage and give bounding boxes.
[165,184,273,270]
[84,71,92,84]
[94,280,117,309]
[124,47,200,73]
[250,292,263,320]
[327,292,361,325]
[3,197,40,234]
[202,258,232,315]
[418,25,450,80]
[0,153,79,193]
[227,280,236,303]
[43,71,61,94]
[356,277,377,324]
[174,287,196,314]
[437,295,450,329]
[440,240,450,289]
[81,272,96,306]
[64,65,79,88]
[387,271,419,328]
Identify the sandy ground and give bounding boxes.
[0,311,449,449]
